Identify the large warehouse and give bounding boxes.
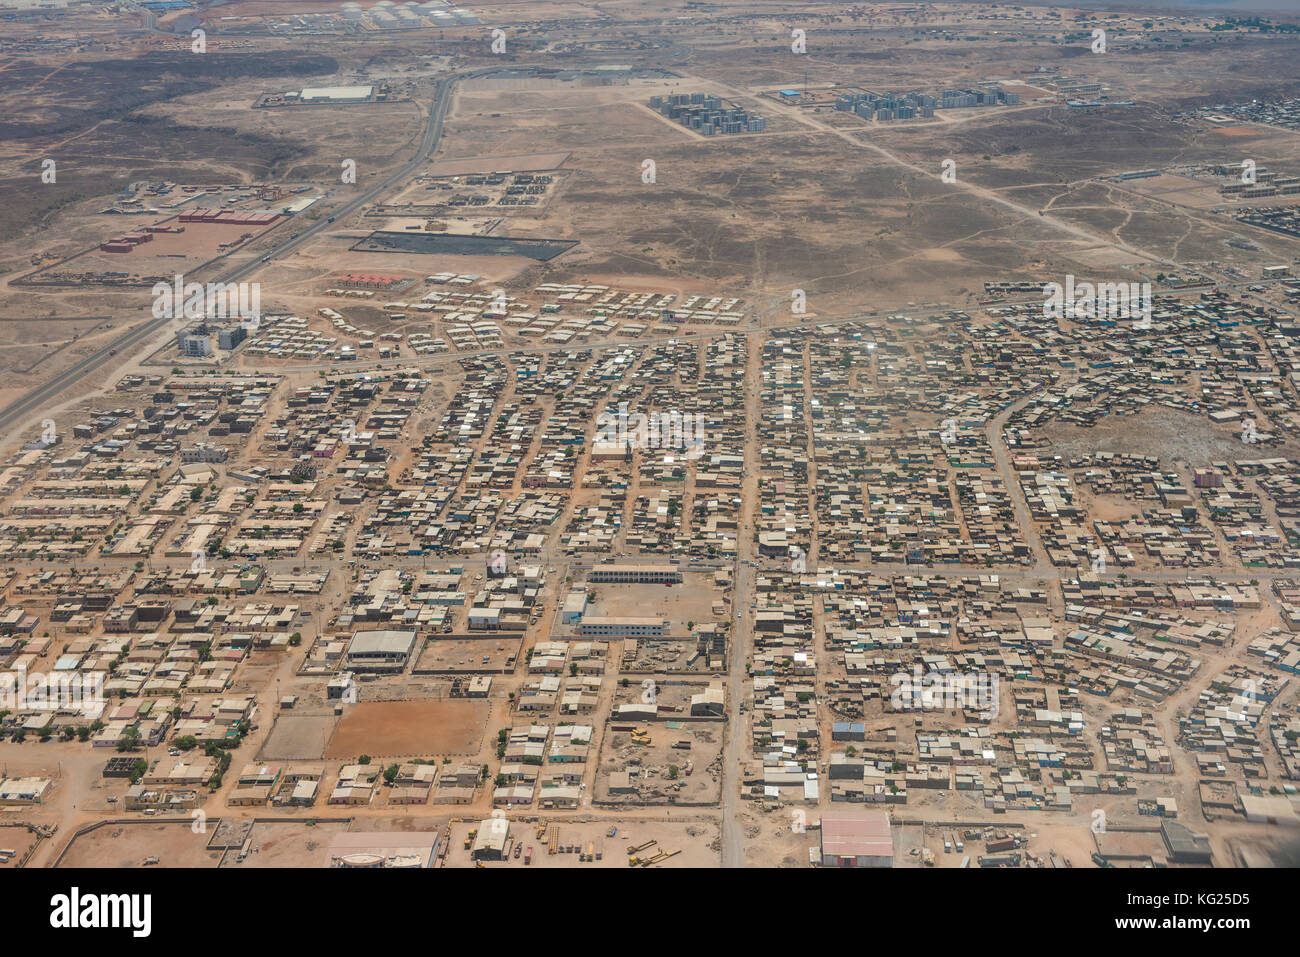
[298,85,374,103]
[819,810,894,868]
[345,629,418,673]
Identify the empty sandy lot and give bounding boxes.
[0,825,37,868]
[324,699,489,759]
[58,821,222,869]
[414,635,522,673]
[260,712,338,761]
[222,820,352,867]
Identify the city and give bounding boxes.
[0,0,1297,936]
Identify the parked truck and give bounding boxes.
[985,836,1017,854]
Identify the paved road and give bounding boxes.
[0,72,463,440]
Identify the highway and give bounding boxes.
[0,71,464,440]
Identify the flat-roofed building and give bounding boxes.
[1240,794,1299,827]
[467,607,501,631]
[574,616,667,638]
[0,776,50,805]
[237,763,282,790]
[587,564,682,584]
[1160,819,1213,864]
[346,629,417,673]
[300,85,374,102]
[561,589,587,624]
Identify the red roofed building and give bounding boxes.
[819,810,893,867]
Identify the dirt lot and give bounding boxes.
[324,699,489,759]
[739,804,817,867]
[595,722,723,805]
[621,639,710,673]
[1044,404,1300,468]
[414,635,522,674]
[259,712,338,761]
[585,578,721,633]
[0,825,38,868]
[57,821,223,868]
[221,819,352,867]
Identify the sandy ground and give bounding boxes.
[220,820,352,867]
[57,821,224,869]
[0,825,38,868]
[324,699,490,759]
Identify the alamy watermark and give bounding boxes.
[0,666,105,712]
[1044,275,1151,328]
[50,888,151,938]
[595,402,706,460]
[152,274,261,321]
[889,665,999,719]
